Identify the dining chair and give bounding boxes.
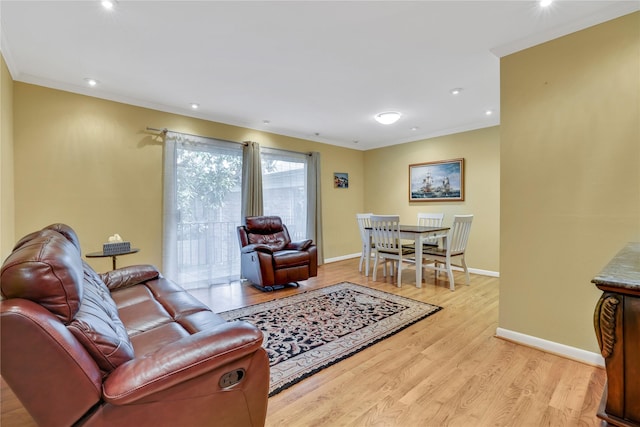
[417,212,445,247]
[421,214,473,291]
[370,215,416,287]
[356,213,374,276]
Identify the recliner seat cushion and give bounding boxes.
[272,250,310,269]
[111,277,228,356]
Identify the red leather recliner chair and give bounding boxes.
[237,216,318,291]
[0,224,269,427]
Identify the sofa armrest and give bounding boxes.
[240,243,274,254]
[286,239,313,251]
[102,321,264,404]
[99,265,160,291]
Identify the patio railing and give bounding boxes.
[175,218,306,289]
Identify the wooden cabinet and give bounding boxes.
[592,242,640,427]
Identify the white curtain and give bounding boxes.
[162,132,179,281]
[260,147,323,261]
[162,133,324,286]
[261,147,308,241]
[162,131,243,288]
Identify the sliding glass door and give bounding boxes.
[164,136,318,289]
[164,133,243,289]
[261,147,308,240]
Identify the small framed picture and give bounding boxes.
[334,172,349,188]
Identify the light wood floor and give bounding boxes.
[1,258,607,426]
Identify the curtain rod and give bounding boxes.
[146,127,312,156]
[261,146,313,157]
[146,127,248,146]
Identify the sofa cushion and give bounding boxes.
[67,263,134,375]
[0,229,84,323]
[112,277,227,356]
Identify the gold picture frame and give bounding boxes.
[409,158,464,202]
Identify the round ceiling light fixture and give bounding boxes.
[374,111,401,125]
[102,0,117,10]
[84,78,99,87]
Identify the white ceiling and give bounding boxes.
[2,1,638,151]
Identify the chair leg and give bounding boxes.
[396,260,402,288]
[359,253,364,273]
[365,249,371,277]
[373,254,379,281]
[446,258,455,291]
[462,255,470,285]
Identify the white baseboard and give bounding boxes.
[324,253,361,264]
[468,267,499,277]
[446,265,500,277]
[495,327,604,367]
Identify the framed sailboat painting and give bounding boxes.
[409,158,464,202]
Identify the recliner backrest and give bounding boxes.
[243,216,291,251]
[1,228,84,323]
[1,224,135,376]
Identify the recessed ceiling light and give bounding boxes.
[101,0,117,10]
[374,111,401,125]
[190,103,199,109]
[450,88,463,95]
[411,127,419,131]
[485,109,494,116]
[84,78,99,87]
[540,0,553,7]
[262,120,270,125]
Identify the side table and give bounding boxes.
[86,248,139,270]
[592,242,640,427]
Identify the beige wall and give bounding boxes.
[364,126,500,273]
[12,82,365,272]
[1,55,15,259]
[9,78,503,275]
[500,12,640,353]
[8,77,502,274]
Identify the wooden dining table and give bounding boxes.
[365,225,450,288]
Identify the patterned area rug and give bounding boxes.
[218,282,442,396]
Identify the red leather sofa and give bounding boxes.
[0,224,269,427]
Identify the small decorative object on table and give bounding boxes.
[87,234,139,270]
[103,233,131,255]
